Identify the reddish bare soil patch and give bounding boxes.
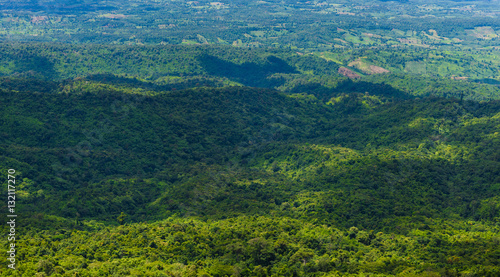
[102,14,127,19]
[369,65,390,74]
[338,67,360,79]
[31,16,48,23]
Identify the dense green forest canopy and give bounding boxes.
[0,43,499,101]
[0,74,499,275]
[0,0,499,276]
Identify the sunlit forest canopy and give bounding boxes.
[0,0,499,276]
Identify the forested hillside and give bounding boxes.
[1,0,500,275]
[0,75,499,275]
[1,43,499,101]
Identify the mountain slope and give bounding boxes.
[0,80,499,276]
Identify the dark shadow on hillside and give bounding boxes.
[473,78,500,86]
[1,0,116,14]
[13,54,57,80]
[84,74,224,91]
[287,79,413,102]
[0,77,58,93]
[197,54,299,88]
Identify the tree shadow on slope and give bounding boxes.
[13,54,58,80]
[0,77,58,93]
[84,73,225,91]
[287,79,413,102]
[198,54,299,88]
[0,0,116,14]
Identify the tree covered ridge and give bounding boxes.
[4,216,500,276]
[0,78,499,275]
[1,43,499,101]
